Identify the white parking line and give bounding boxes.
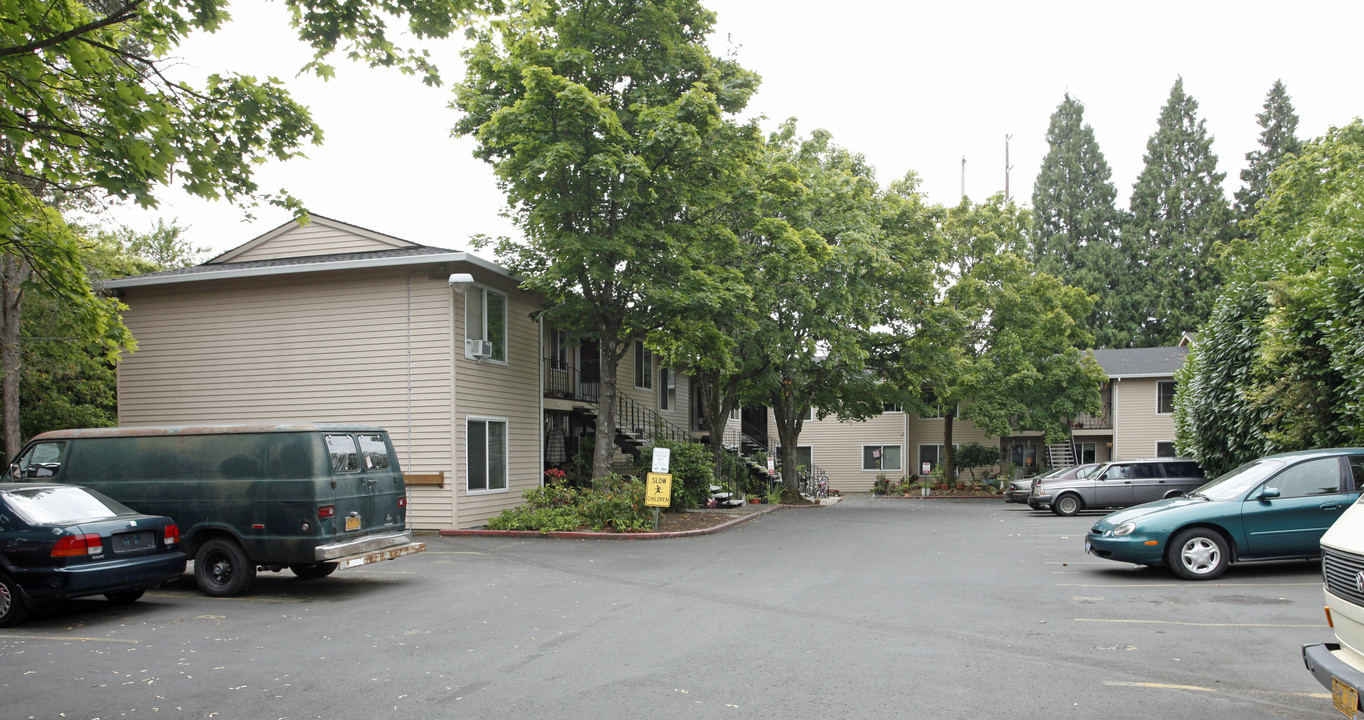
[1077,618,1324,628]
[1104,680,1330,700]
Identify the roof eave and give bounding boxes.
[104,251,514,289]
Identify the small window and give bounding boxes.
[1161,461,1203,478]
[1348,456,1364,492]
[326,435,360,473]
[918,444,943,473]
[864,444,902,471]
[883,403,903,413]
[12,441,66,479]
[1157,381,1177,414]
[358,434,390,471]
[1155,441,1176,457]
[468,418,508,493]
[1269,458,1342,498]
[802,406,814,422]
[634,341,654,390]
[466,287,508,362]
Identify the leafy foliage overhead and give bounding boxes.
[1174,120,1364,475]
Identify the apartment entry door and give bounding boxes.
[1010,440,1038,473]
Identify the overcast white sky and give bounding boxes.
[106,0,1364,259]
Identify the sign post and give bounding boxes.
[647,448,673,530]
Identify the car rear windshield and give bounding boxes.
[2,486,135,525]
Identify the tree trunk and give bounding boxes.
[591,335,625,484]
[771,397,803,493]
[1,255,28,463]
[942,410,956,486]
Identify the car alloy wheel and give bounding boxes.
[1169,528,1229,580]
[1053,494,1082,516]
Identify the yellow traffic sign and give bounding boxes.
[645,472,673,508]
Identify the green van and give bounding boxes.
[4,424,425,596]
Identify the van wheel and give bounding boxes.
[1053,494,1083,516]
[1168,528,1229,580]
[104,589,145,604]
[0,573,28,627]
[290,562,338,580]
[195,538,256,597]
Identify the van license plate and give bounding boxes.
[1333,676,1358,717]
[345,515,361,532]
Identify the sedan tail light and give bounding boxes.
[51,533,103,557]
[164,524,180,546]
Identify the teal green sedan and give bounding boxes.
[1087,448,1364,580]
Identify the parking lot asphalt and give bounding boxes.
[0,496,1340,719]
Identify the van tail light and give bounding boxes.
[52,533,103,557]
[397,497,407,509]
[164,524,180,546]
[317,505,335,519]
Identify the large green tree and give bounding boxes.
[1,0,492,456]
[892,195,1105,482]
[16,221,204,441]
[452,0,761,480]
[749,124,935,492]
[1122,78,1234,347]
[1030,93,1129,348]
[1234,80,1302,225]
[1175,120,1364,475]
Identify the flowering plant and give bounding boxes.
[544,468,567,482]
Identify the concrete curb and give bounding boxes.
[871,494,1005,500]
[438,501,830,541]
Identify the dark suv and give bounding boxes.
[1029,458,1205,516]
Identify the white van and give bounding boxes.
[1304,487,1364,716]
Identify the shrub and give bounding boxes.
[640,440,714,509]
[483,474,652,533]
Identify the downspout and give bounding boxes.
[539,316,545,488]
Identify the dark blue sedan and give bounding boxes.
[0,483,187,626]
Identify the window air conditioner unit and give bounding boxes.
[469,340,494,358]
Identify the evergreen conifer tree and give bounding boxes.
[1124,78,1233,347]
[1235,80,1302,224]
[1031,94,1130,348]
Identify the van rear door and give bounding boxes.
[324,433,403,537]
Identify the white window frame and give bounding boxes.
[467,416,509,494]
[465,286,508,364]
[634,341,654,390]
[1078,441,1098,464]
[1157,380,1176,415]
[883,403,903,414]
[863,444,903,472]
[1155,441,1176,458]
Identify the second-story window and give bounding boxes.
[1157,380,1177,414]
[466,287,507,363]
[634,341,654,390]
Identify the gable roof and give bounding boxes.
[104,214,513,289]
[1091,346,1188,379]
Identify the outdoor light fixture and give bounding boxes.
[448,273,474,292]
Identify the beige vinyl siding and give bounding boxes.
[905,413,998,478]
[774,410,907,493]
[117,267,459,529]
[1111,377,1177,460]
[452,274,542,529]
[226,222,413,263]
